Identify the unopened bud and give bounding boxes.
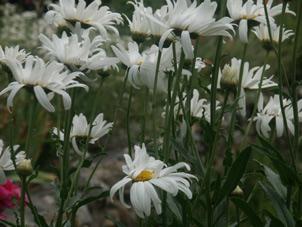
[17,159,33,177]
[220,65,239,89]
[231,185,244,196]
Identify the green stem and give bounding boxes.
[25,94,36,159]
[210,0,227,126]
[126,87,133,156]
[141,88,149,143]
[226,42,248,152]
[165,49,185,161]
[84,72,129,190]
[56,89,76,227]
[240,52,269,148]
[276,2,295,170]
[151,50,162,151]
[20,176,26,227]
[291,0,302,156]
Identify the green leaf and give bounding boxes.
[264,210,285,227]
[253,144,298,186]
[167,194,182,222]
[258,162,287,200]
[75,190,109,210]
[231,197,263,227]
[260,182,295,227]
[213,147,252,205]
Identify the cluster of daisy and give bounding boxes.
[0,0,300,223]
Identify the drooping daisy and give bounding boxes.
[253,94,302,138]
[0,139,26,178]
[252,23,294,44]
[53,113,113,154]
[175,89,220,123]
[110,144,196,218]
[0,55,88,112]
[133,0,234,57]
[217,57,277,116]
[126,2,153,40]
[0,46,28,64]
[227,0,271,43]
[45,0,123,38]
[256,0,295,18]
[112,42,176,92]
[39,32,119,71]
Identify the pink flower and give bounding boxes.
[0,180,21,219]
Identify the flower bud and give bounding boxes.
[17,159,33,177]
[220,65,239,89]
[231,185,244,196]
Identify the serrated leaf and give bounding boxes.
[231,197,263,227]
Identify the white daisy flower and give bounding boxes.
[112,42,176,92]
[53,113,113,154]
[0,46,29,64]
[133,0,234,58]
[110,144,196,218]
[227,0,272,43]
[252,23,294,44]
[253,94,302,138]
[0,139,26,180]
[45,0,123,38]
[175,89,220,123]
[0,56,88,112]
[39,32,119,71]
[217,57,277,116]
[126,2,153,39]
[256,0,295,17]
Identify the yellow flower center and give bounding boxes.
[133,170,154,182]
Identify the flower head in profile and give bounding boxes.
[0,46,28,64]
[227,0,295,43]
[217,57,277,116]
[227,0,270,43]
[175,89,220,123]
[0,180,22,219]
[39,32,119,71]
[45,0,123,38]
[252,23,294,48]
[0,55,88,112]
[53,113,113,154]
[110,144,196,218]
[0,139,25,179]
[132,0,234,57]
[256,0,295,17]
[253,94,302,138]
[112,42,177,92]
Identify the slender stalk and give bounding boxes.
[126,87,134,156]
[56,89,76,227]
[84,72,129,190]
[210,0,227,126]
[25,94,36,159]
[151,50,163,150]
[291,0,302,156]
[141,88,149,143]
[165,50,185,161]
[240,52,269,148]
[276,2,295,170]
[20,176,26,227]
[226,42,248,152]
[69,78,105,198]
